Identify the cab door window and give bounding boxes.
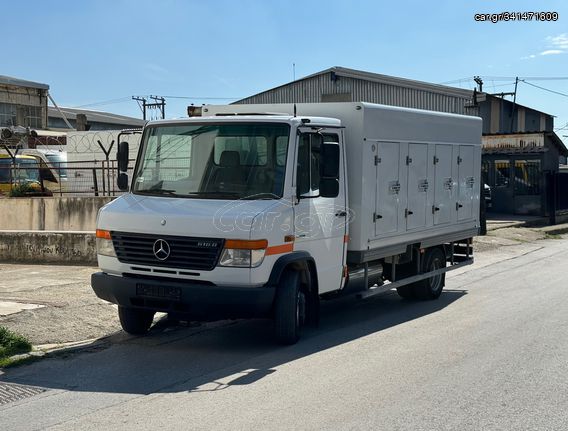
[297,132,339,196]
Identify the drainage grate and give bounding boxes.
[0,382,47,406]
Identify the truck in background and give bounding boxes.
[91,102,481,344]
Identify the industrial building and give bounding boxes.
[0,75,49,129]
[48,107,145,131]
[0,74,144,132]
[234,66,567,215]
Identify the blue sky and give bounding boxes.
[4,0,568,135]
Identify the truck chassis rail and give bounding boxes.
[357,257,473,300]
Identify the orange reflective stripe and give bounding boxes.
[265,243,294,256]
[344,234,349,243]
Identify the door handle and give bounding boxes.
[335,211,347,217]
[456,203,463,210]
[405,209,413,217]
[432,205,440,214]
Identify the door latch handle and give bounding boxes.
[432,205,440,213]
[405,209,413,217]
[456,202,463,210]
[335,211,347,217]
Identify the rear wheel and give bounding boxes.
[274,269,306,345]
[396,284,415,299]
[118,306,155,335]
[413,247,446,300]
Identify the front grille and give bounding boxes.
[112,232,224,271]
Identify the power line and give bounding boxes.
[520,80,568,98]
[75,97,133,108]
[160,95,242,100]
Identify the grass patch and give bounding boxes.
[0,326,32,365]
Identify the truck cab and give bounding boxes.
[92,115,347,344]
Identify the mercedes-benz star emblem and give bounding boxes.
[153,239,171,261]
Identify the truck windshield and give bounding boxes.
[132,123,290,199]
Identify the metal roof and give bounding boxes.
[47,107,146,126]
[0,75,49,90]
[235,66,476,104]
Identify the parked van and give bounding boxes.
[91,102,481,344]
[0,154,46,195]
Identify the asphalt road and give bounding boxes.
[1,238,567,430]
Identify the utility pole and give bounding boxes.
[509,77,519,133]
[474,76,483,92]
[132,96,166,120]
[148,96,166,120]
[132,96,147,120]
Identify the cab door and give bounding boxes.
[293,128,347,294]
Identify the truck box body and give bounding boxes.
[204,102,482,261]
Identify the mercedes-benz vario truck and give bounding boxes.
[91,102,481,344]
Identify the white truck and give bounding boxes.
[91,102,481,344]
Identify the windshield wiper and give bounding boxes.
[137,188,179,196]
[241,193,279,200]
[186,191,242,199]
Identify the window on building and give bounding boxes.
[495,160,510,187]
[0,103,16,127]
[514,159,541,195]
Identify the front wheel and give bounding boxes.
[274,270,306,345]
[118,306,155,335]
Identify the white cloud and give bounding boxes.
[547,33,568,50]
[521,33,567,59]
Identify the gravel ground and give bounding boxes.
[0,265,120,345]
[0,224,566,347]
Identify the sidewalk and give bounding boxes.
[486,212,568,231]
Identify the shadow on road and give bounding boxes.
[1,289,466,396]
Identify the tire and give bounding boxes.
[396,284,415,299]
[118,306,155,335]
[274,269,306,345]
[413,247,446,300]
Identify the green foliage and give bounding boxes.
[0,326,32,360]
[8,182,37,197]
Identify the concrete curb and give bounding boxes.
[3,337,111,368]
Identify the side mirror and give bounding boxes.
[320,142,340,178]
[117,173,129,191]
[117,141,129,191]
[117,141,129,172]
[319,141,340,198]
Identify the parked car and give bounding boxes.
[484,183,492,209]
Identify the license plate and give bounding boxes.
[136,284,181,301]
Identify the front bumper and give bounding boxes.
[91,272,276,320]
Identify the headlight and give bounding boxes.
[96,229,116,257]
[218,239,267,268]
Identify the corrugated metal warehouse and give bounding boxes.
[234,66,567,216]
[236,66,478,116]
